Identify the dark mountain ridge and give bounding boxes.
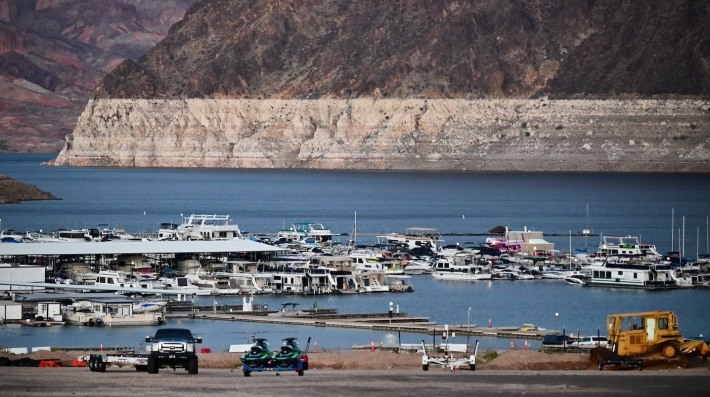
[95,0,710,100]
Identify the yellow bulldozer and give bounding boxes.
[595,311,710,370]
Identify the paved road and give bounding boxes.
[1,368,708,396]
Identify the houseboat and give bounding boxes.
[431,258,492,281]
[377,228,444,251]
[586,256,677,289]
[63,299,165,326]
[276,222,335,243]
[596,235,661,260]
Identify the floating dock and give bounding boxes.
[165,311,549,340]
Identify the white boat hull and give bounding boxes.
[432,272,492,281]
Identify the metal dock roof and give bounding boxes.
[0,239,283,256]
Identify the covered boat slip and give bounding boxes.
[0,240,285,274]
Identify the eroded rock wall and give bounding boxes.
[53,99,710,172]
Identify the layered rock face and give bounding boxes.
[53,98,710,172]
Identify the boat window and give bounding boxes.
[634,273,637,279]
[618,271,623,276]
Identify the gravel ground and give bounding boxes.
[1,348,705,371]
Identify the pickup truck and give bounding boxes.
[145,328,202,374]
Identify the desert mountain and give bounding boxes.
[53,0,710,172]
[0,0,197,153]
[94,0,710,100]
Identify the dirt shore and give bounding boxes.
[1,349,705,371]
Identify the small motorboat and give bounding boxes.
[565,275,590,285]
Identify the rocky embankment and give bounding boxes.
[0,173,58,204]
[53,98,710,172]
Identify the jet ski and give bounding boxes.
[240,338,274,368]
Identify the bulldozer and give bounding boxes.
[594,311,710,370]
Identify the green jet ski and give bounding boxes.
[273,338,304,368]
[240,338,274,368]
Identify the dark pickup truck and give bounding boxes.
[145,328,202,374]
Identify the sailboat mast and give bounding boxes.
[354,211,357,247]
[671,208,674,252]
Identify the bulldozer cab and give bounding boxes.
[607,311,682,357]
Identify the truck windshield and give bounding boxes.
[154,329,193,339]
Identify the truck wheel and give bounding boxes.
[469,364,476,371]
[243,370,251,377]
[147,356,158,374]
[97,357,106,372]
[188,356,198,375]
[89,355,96,372]
[135,365,147,372]
[422,364,429,371]
[298,369,304,376]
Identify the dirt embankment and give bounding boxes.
[0,173,59,204]
[3,349,704,371]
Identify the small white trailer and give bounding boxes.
[79,353,148,372]
[421,324,479,371]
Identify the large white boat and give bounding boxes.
[377,228,444,251]
[431,258,492,281]
[356,272,389,292]
[63,299,165,326]
[0,229,25,243]
[276,222,334,243]
[173,214,243,241]
[586,256,677,289]
[596,235,661,259]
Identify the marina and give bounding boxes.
[0,155,709,352]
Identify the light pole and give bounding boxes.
[555,312,559,334]
[467,307,472,354]
[389,301,393,326]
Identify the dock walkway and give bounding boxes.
[165,311,549,340]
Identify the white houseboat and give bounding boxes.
[596,235,661,259]
[431,258,492,281]
[63,299,165,326]
[378,228,444,251]
[276,222,335,243]
[586,256,677,289]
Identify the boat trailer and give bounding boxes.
[421,325,479,371]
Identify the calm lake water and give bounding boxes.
[1,154,709,351]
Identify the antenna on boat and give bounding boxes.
[671,208,674,252]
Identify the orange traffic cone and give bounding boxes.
[371,341,375,352]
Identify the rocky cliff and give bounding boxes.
[54,0,710,171]
[0,0,197,153]
[53,98,710,172]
